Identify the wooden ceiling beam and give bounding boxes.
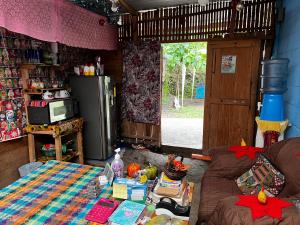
[118,0,138,16]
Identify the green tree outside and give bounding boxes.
[162,42,207,106]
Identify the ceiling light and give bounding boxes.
[198,0,209,6]
[236,2,245,11]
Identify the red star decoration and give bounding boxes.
[229,146,265,159]
[236,195,293,221]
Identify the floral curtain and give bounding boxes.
[122,41,161,125]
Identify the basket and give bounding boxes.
[163,165,187,181]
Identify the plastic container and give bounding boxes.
[261,58,289,94]
[260,94,285,121]
[111,148,124,178]
[18,162,43,177]
[41,144,67,157]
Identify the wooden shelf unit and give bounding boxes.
[21,63,84,164]
[26,118,84,164]
[37,151,80,163]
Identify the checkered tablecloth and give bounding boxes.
[0,160,112,225]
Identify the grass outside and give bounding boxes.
[162,95,204,118]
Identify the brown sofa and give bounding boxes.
[198,138,300,225]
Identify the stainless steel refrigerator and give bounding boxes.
[70,76,117,160]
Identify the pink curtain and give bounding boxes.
[0,0,117,50]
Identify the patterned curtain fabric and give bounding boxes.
[122,41,161,125]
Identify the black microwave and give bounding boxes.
[27,99,78,125]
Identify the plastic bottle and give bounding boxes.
[84,64,89,76]
[111,148,124,178]
[89,64,95,76]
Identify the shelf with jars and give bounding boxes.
[0,27,65,142]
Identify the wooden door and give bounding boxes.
[203,40,261,149]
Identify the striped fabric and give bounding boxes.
[0,160,112,225]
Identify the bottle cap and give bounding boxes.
[114,148,121,160]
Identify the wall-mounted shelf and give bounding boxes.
[21,63,60,68]
[0,97,23,101]
[24,88,65,95]
[0,65,21,68]
[3,77,22,79]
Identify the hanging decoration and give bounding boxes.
[70,0,121,24]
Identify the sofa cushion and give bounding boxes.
[264,138,300,197]
[208,196,300,225]
[236,155,285,196]
[199,176,241,222]
[207,147,257,179]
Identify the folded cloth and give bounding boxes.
[235,195,293,221]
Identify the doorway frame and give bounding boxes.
[160,42,208,151]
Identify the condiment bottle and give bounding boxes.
[84,64,89,76]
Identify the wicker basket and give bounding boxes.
[163,165,187,180]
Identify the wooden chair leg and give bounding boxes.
[55,136,63,161]
[77,131,84,164]
[28,133,36,162]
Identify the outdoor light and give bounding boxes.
[198,0,209,6]
[236,2,245,11]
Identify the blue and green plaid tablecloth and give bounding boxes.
[0,160,112,225]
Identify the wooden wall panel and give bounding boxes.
[119,0,275,43]
[0,138,29,188]
[100,49,123,84]
[121,120,160,145]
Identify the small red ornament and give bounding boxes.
[99,19,106,26]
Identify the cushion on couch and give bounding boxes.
[265,138,300,197]
[207,147,257,179]
[199,138,300,223]
[199,176,241,221]
[208,196,300,225]
[235,155,285,196]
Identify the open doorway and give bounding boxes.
[161,42,207,149]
